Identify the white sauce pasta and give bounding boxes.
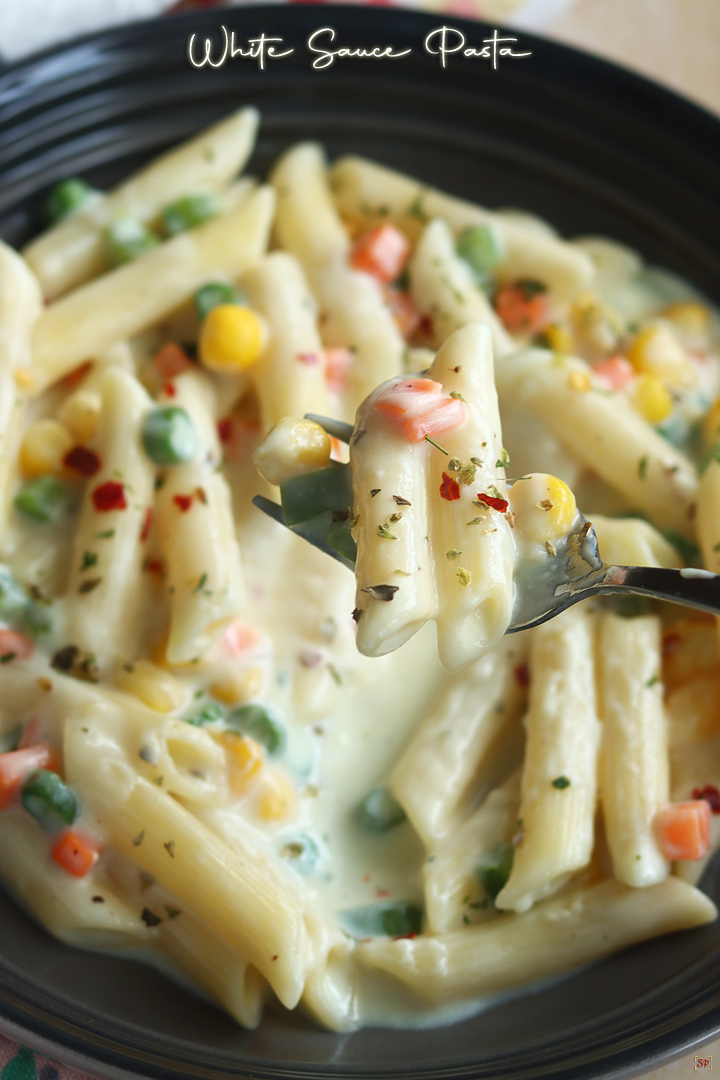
[1,109,720,1032]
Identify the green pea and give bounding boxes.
[340,901,423,938]
[142,407,197,466]
[105,218,160,266]
[456,224,504,285]
[194,282,244,323]
[186,702,224,727]
[477,840,514,902]
[44,178,95,225]
[354,787,406,832]
[227,703,286,756]
[280,833,321,875]
[22,770,79,831]
[14,477,68,523]
[161,193,219,237]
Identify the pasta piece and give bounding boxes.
[496,606,600,913]
[390,634,527,847]
[155,371,244,665]
[241,252,330,430]
[64,702,316,1009]
[496,348,698,536]
[271,143,406,412]
[32,186,275,393]
[590,514,683,568]
[0,243,42,538]
[409,218,513,357]
[597,613,670,886]
[24,106,259,299]
[64,366,156,674]
[329,155,594,301]
[424,768,521,933]
[356,877,716,1003]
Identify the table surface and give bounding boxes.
[544,6,719,1075]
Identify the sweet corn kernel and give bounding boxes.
[199,304,266,373]
[13,368,36,391]
[255,768,298,822]
[627,324,697,389]
[509,472,578,546]
[19,419,74,478]
[58,389,102,444]
[567,369,591,393]
[253,417,332,486]
[209,665,264,706]
[543,323,574,355]
[115,660,188,713]
[663,301,710,345]
[569,292,621,357]
[630,374,673,423]
[214,731,264,793]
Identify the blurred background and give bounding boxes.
[0,0,718,116]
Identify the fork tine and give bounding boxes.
[251,495,355,571]
[304,414,354,444]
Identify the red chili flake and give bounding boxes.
[64,446,102,477]
[194,486,208,504]
[392,933,417,941]
[140,507,153,542]
[62,361,92,388]
[173,494,193,512]
[662,632,680,656]
[417,315,434,338]
[91,481,127,512]
[375,887,390,898]
[692,785,720,814]
[143,558,165,577]
[514,662,530,689]
[476,492,509,514]
[217,417,233,444]
[164,381,177,398]
[297,352,320,366]
[440,472,460,501]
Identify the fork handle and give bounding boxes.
[565,564,720,617]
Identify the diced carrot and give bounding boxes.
[221,620,264,657]
[592,355,635,390]
[374,379,465,443]
[51,829,102,878]
[0,743,59,810]
[655,800,711,861]
[495,283,551,335]
[382,285,420,339]
[350,224,410,283]
[154,342,193,380]
[324,347,354,395]
[18,717,42,750]
[329,436,346,463]
[0,628,34,662]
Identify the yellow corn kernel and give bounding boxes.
[199,304,266,373]
[703,397,720,450]
[627,324,697,389]
[663,301,710,343]
[214,731,264,793]
[569,292,621,356]
[209,665,264,706]
[19,419,74,478]
[115,660,188,713]
[58,389,102,444]
[508,472,577,546]
[13,368,36,391]
[567,369,591,393]
[253,417,332,487]
[630,374,673,423]
[255,769,298,822]
[543,323,574,355]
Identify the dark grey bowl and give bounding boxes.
[2,8,720,1078]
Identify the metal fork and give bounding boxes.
[252,415,720,633]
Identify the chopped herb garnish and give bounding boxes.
[546,540,558,557]
[80,551,98,571]
[377,516,400,540]
[456,567,471,587]
[352,608,363,623]
[407,192,429,222]
[424,435,448,455]
[449,390,466,402]
[647,675,660,688]
[446,549,462,560]
[552,776,571,789]
[457,462,477,486]
[141,907,162,928]
[132,830,145,847]
[165,905,182,920]
[448,457,462,472]
[193,572,208,594]
[78,577,102,594]
[0,652,16,664]
[370,488,381,497]
[153,775,164,786]
[95,529,115,539]
[328,663,342,686]
[393,495,411,506]
[516,278,547,300]
[495,448,511,470]
[477,841,514,902]
[361,584,399,602]
[638,454,649,479]
[163,840,176,858]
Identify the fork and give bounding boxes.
[252,415,720,633]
